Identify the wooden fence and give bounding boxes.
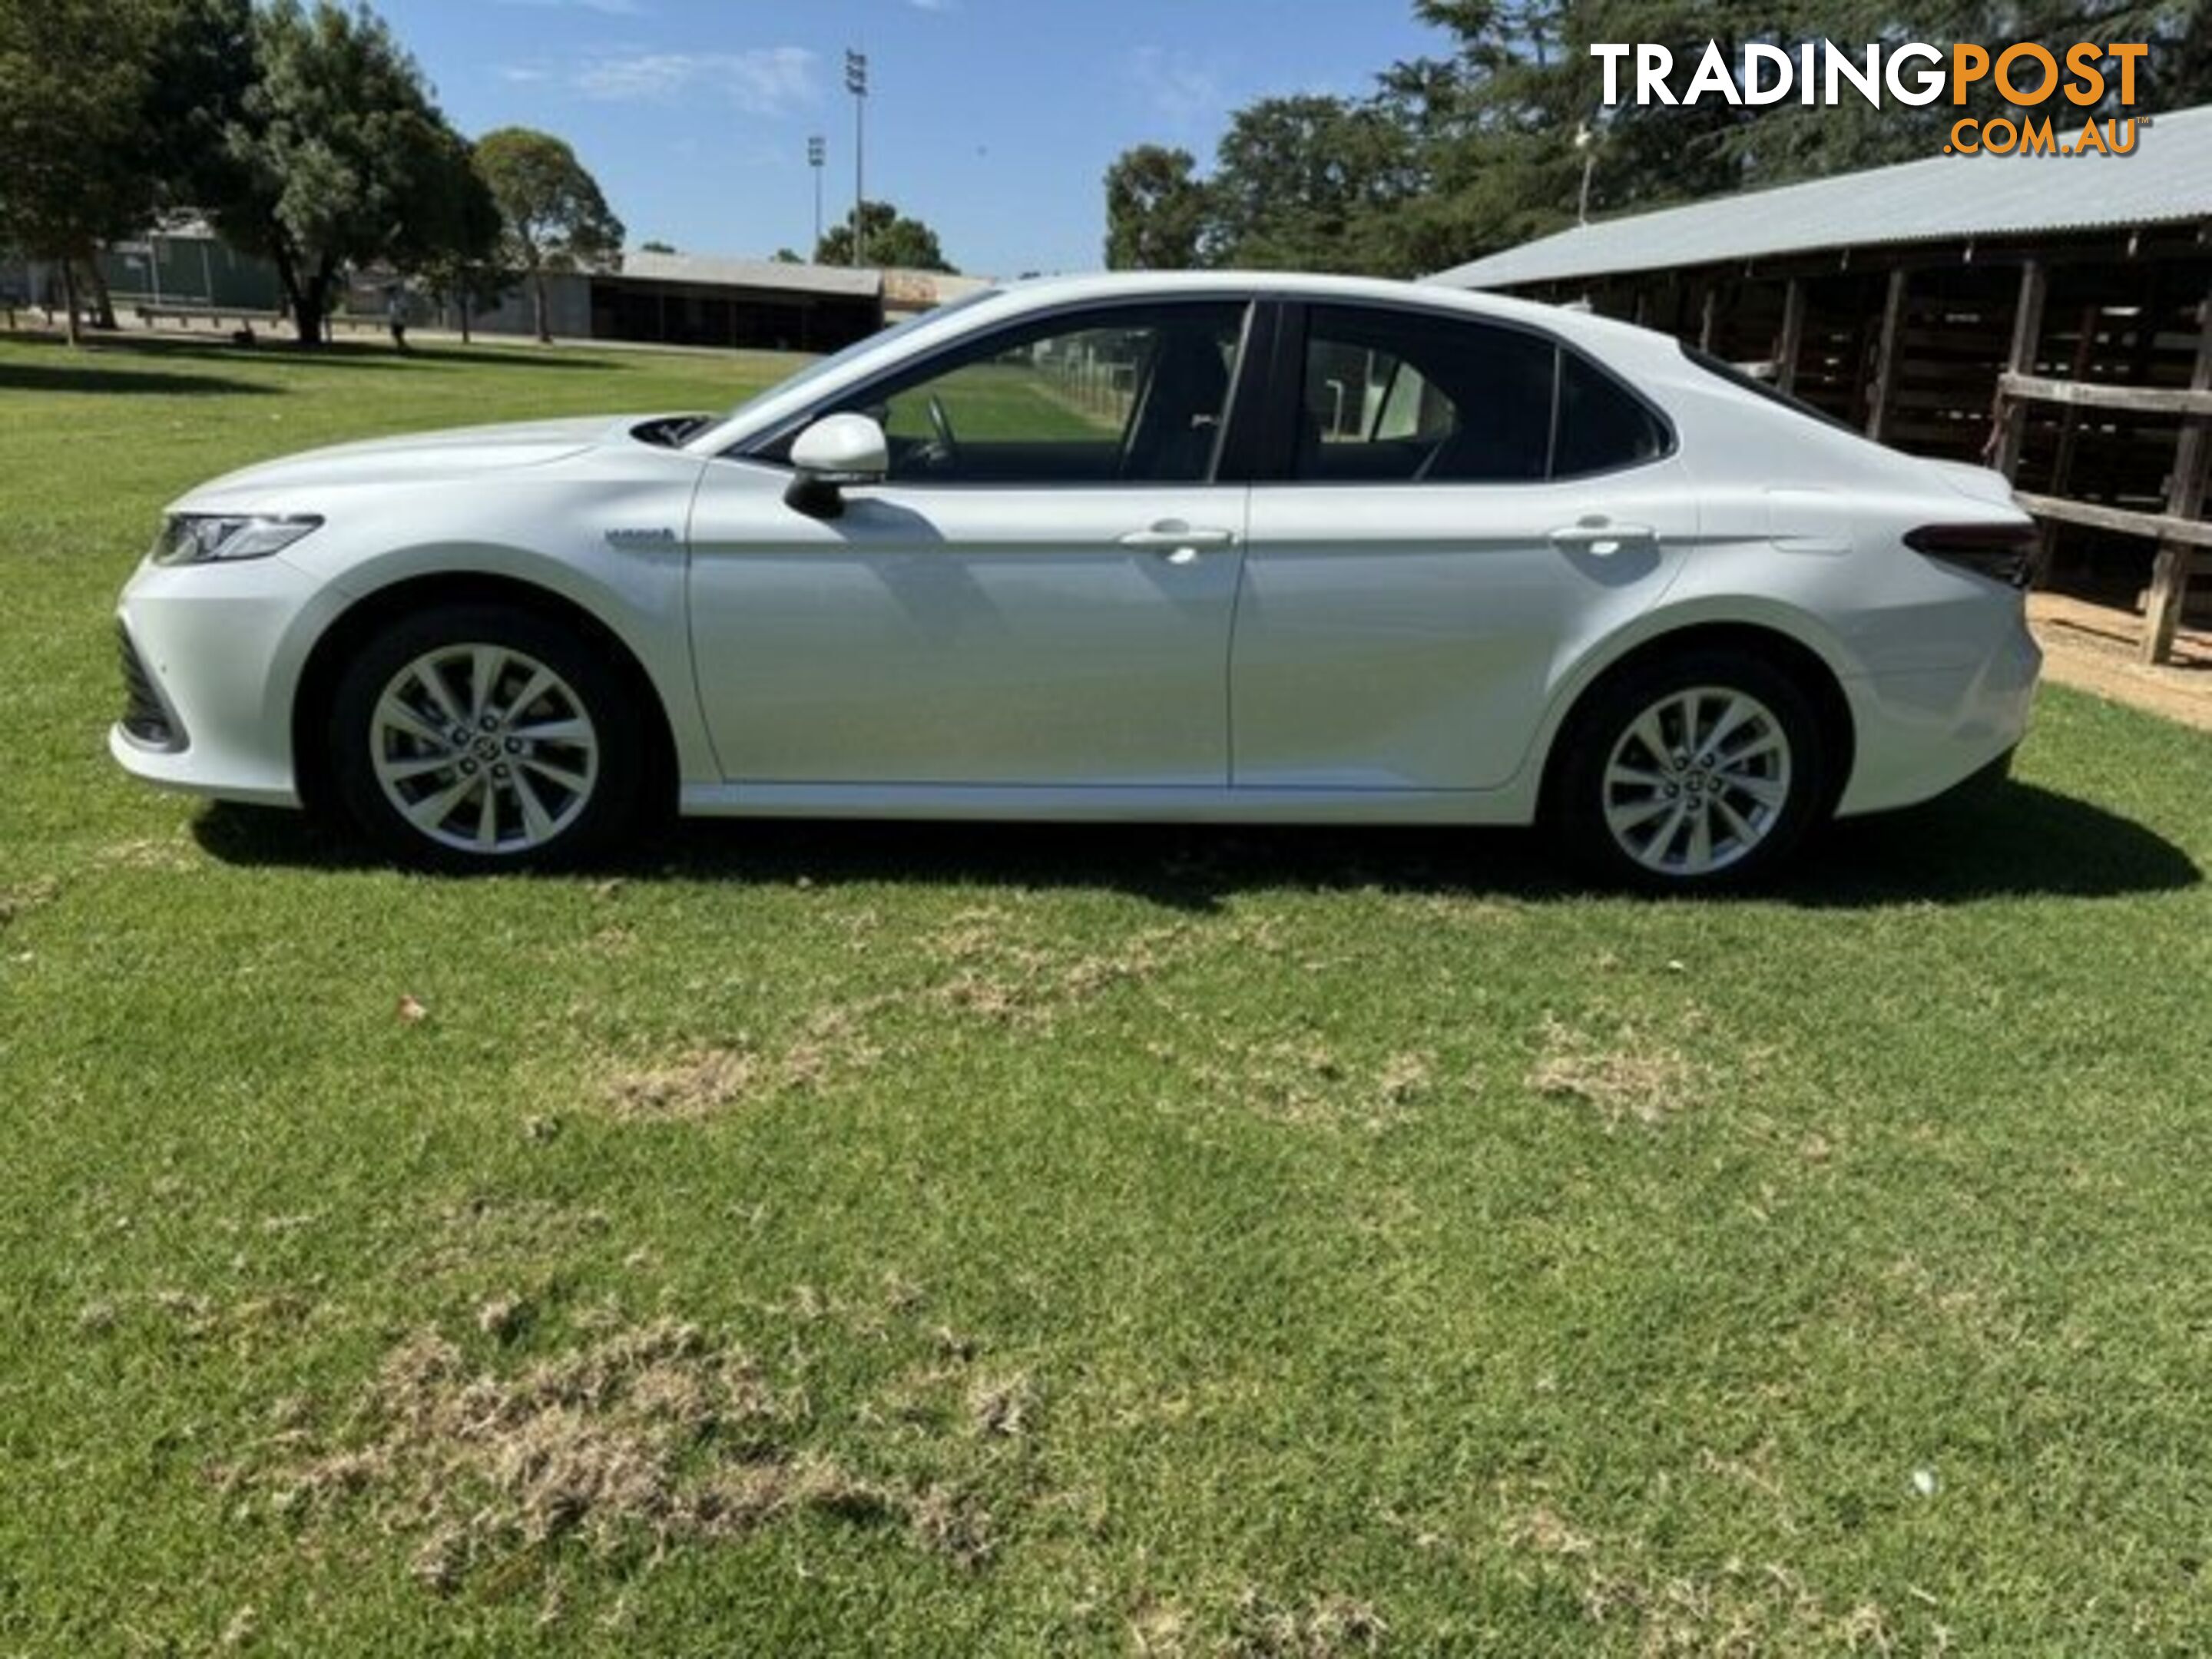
[1988,267,2212,663]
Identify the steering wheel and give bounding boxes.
[926,393,962,469]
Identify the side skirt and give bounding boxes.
[676,781,1534,826]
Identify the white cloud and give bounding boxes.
[1126,48,1227,127]
[574,46,817,113]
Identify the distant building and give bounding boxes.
[100,222,281,312]
[3,220,280,316]
[431,253,992,350]
[7,224,988,350]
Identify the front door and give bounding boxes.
[687,300,1253,787]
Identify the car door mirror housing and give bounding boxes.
[786,413,889,519]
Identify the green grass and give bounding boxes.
[3,330,2211,1656]
[886,359,1125,442]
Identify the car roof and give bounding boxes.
[999,267,1616,328]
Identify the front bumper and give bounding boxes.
[109,553,341,808]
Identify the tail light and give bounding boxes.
[1904,522,2039,588]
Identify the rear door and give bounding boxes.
[1233,302,1697,792]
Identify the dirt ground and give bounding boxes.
[2028,591,2212,734]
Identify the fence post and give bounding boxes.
[1865,267,1909,442]
[1774,278,1806,396]
[1990,259,2046,480]
[2141,287,2212,664]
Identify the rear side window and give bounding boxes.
[1296,306,1554,483]
[1292,305,1669,484]
[1554,351,1668,477]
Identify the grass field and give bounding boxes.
[3,331,2210,1656]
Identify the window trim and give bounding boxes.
[734,294,1263,490]
[1263,297,1677,488]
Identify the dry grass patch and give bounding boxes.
[1503,1498,1908,1655]
[1191,1034,1441,1131]
[966,1371,1038,1439]
[257,1310,1005,1594]
[397,1198,614,1285]
[606,1003,883,1119]
[0,875,59,927]
[922,907,1197,1025]
[1526,1012,1704,1127]
[1225,1588,1389,1657]
[92,834,204,873]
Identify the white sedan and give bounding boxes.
[111,271,2040,887]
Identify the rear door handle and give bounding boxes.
[1119,525,1237,560]
[1548,521,1656,557]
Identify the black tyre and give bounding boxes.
[326,604,647,871]
[1549,647,1831,891]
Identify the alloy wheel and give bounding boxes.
[368,644,601,856]
[1601,685,1793,878]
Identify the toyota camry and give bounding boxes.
[111,271,2041,887]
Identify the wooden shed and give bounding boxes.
[1432,104,2212,664]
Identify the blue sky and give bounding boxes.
[376,0,1447,276]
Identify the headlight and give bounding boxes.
[150,513,323,566]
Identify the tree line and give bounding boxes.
[0,0,622,346]
[1105,1,2212,278]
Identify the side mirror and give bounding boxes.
[785,413,888,520]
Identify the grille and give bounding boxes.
[117,623,183,750]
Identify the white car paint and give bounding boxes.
[111,270,2040,865]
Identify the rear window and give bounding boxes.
[1680,342,1857,435]
[1554,352,1669,478]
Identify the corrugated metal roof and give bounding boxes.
[1429,101,2212,290]
[614,251,882,297]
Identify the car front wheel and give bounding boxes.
[327,604,646,870]
[1552,648,1830,890]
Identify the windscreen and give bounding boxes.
[714,287,1007,429]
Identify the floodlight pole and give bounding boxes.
[845,50,869,267]
[807,135,826,254]
[1574,120,1598,227]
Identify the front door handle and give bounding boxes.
[1119,524,1237,560]
[1549,520,1656,557]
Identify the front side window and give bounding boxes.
[795,302,1249,485]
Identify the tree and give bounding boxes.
[1103,145,1210,270]
[475,126,623,343]
[814,200,954,273]
[0,0,165,343]
[209,0,462,347]
[136,0,257,214]
[638,238,676,253]
[401,131,508,344]
[1204,94,1420,273]
[1105,2,2212,284]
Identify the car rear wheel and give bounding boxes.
[1552,648,1830,890]
[327,604,644,870]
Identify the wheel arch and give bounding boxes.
[1535,618,1856,824]
[291,571,680,820]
